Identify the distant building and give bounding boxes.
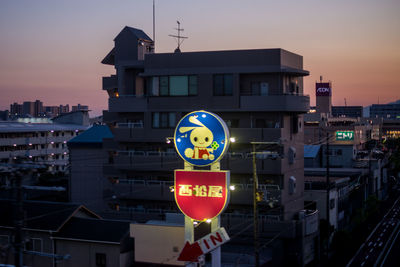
[10,102,23,116]
[59,104,70,114]
[0,121,87,174]
[315,82,332,114]
[370,103,400,119]
[72,104,88,112]
[332,106,363,118]
[0,110,9,121]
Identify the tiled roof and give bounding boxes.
[304,145,321,158]
[68,125,113,144]
[54,217,130,243]
[0,199,98,231]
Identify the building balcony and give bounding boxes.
[110,150,282,174]
[102,75,117,90]
[109,179,175,202]
[113,152,181,171]
[220,155,282,174]
[240,94,310,113]
[230,128,282,143]
[230,183,281,206]
[109,96,148,112]
[113,127,173,143]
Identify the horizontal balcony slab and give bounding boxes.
[113,127,174,143]
[240,94,310,112]
[102,75,117,90]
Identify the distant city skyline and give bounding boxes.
[1,0,399,116]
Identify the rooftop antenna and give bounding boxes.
[320,75,323,83]
[169,21,188,53]
[344,98,347,107]
[153,0,155,51]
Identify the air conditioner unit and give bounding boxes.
[289,176,296,195]
[288,147,296,164]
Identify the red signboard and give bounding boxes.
[316,82,332,96]
[174,170,230,221]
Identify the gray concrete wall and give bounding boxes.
[56,240,122,267]
[69,147,108,212]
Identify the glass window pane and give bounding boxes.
[169,112,176,128]
[214,75,224,96]
[189,76,197,95]
[260,82,269,96]
[160,76,169,96]
[170,76,188,96]
[152,113,160,128]
[151,77,159,96]
[224,75,233,95]
[160,112,168,128]
[251,82,260,95]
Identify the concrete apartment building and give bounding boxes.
[70,26,318,265]
[0,111,88,176]
[370,103,400,119]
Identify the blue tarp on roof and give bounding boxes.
[304,145,321,158]
[68,125,113,144]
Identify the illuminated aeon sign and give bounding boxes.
[174,110,229,167]
[336,131,354,141]
[174,170,230,221]
[316,83,331,96]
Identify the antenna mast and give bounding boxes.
[153,0,155,51]
[169,21,188,53]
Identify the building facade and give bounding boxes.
[0,120,87,174]
[370,103,400,119]
[71,26,318,265]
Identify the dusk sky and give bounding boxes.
[0,0,399,117]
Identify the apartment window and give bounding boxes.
[188,75,198,95]
[96,253,107,267]
[159,76,169,96]
[251,82,269,96]
[150,76,197,96]
[214,74,233,96]
[225,119,239,128]
[152,112,176,128]
[25,238,42,252]
[0,235,9,246]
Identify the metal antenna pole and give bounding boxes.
[153,0,155,51]
[169,21,188,52]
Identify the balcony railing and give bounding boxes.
[240,94,310,112]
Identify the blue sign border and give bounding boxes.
[174,110,230,167]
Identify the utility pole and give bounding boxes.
[13,171,23,267]
[250,141,280,267]
[326,132,330,225]
[252,143,260,267]
[326,132,330,259]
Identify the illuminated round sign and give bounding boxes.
[174,110,230,166]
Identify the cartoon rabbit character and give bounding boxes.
[179,115,215,160]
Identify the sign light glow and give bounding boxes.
[174,170,230,221]
[336,130,354,141]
